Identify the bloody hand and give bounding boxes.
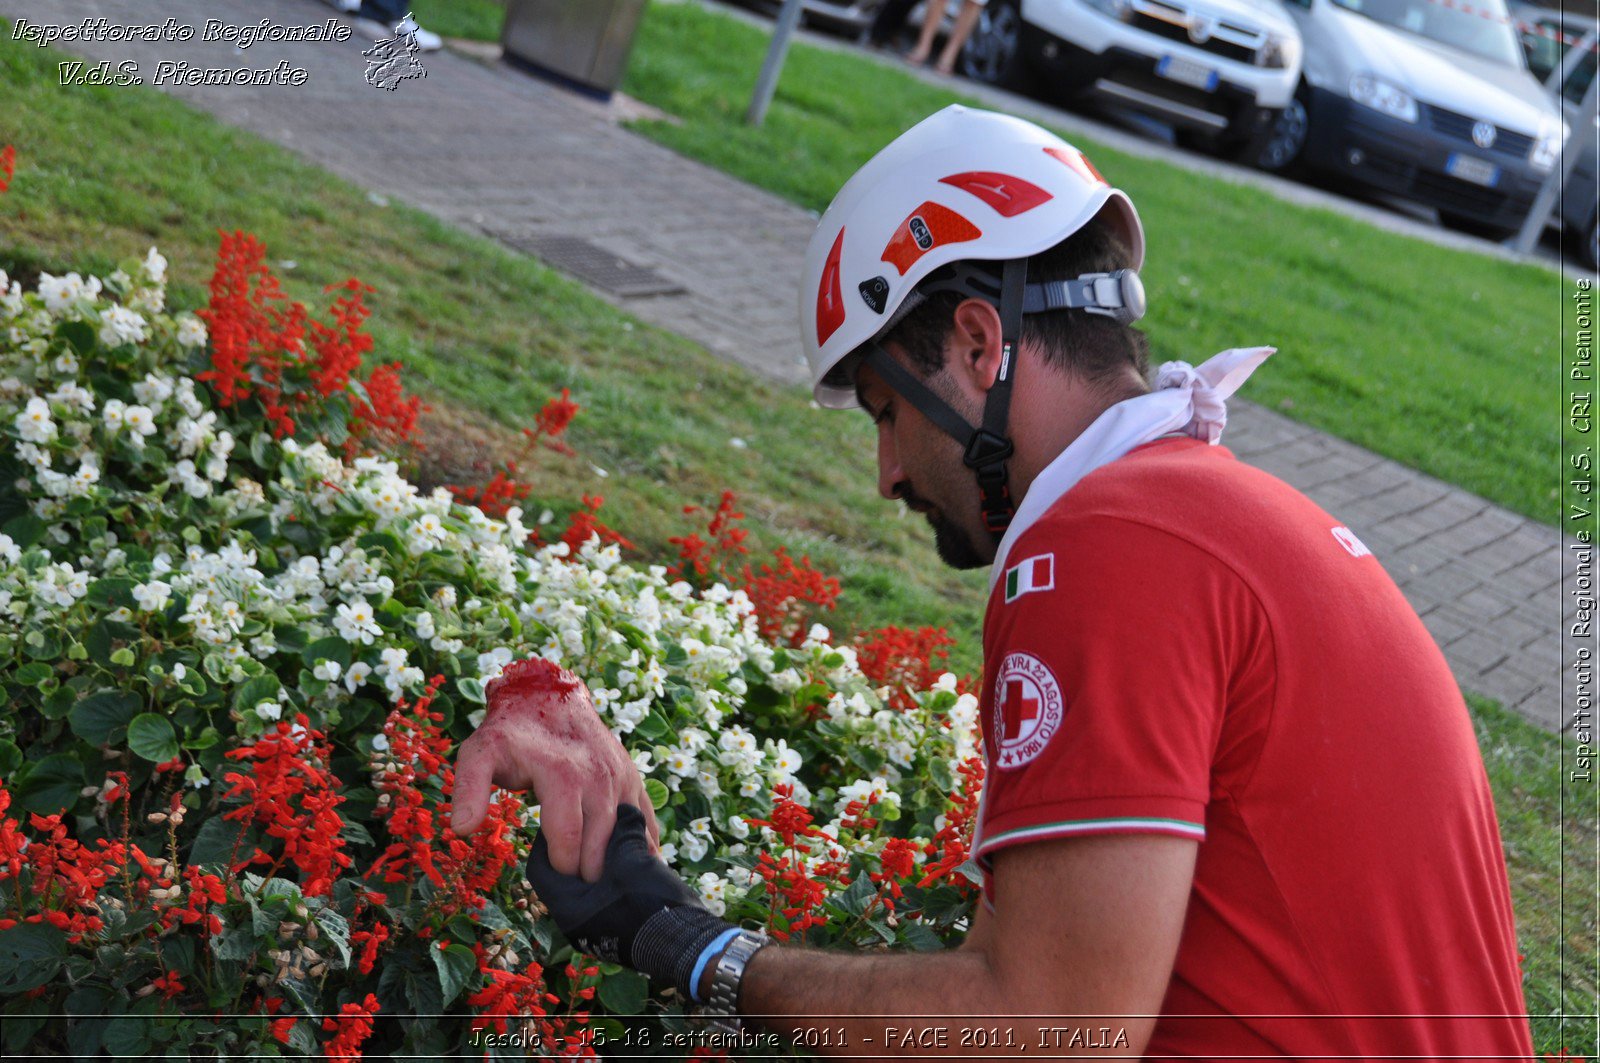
[451,658,660,882]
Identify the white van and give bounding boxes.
[957,0,1305,156]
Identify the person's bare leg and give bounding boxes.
[935,0,984,74]
[906,1,945,64]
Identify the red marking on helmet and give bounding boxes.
[816,227,847,346]
[939,172,1053,217]
[881,201,982,275]
[1043,146,1107,187]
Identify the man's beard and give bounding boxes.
[927,510,988,570]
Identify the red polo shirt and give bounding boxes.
[973,436,1532,1058]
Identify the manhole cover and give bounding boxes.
[505,235,684,298]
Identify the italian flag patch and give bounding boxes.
[1004,553,1054,603]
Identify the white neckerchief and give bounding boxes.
[986,346,1275,591]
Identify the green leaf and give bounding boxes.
[109,647,136,667]
[457,676,485,705]
[2,513,46,550]
[314,908,351,968]
[16,753,85,814]
[68,690,141,747]
[188,816,248,868]
[633,712,671,741]
[899,921,945,952]
[0,740,20,777]
[87,577,136,609]
[55,318,96,354]
[230,673,281,713]
[929,757,955,794]
[643,778,670,811]
[211,925,257,963]
[0,922,67,992]
[830,871,878,919]
[431,942,477,1007]
[127,713,179,763]
[302,636,351,671]
[596,969,649,1015]
[102,1014,152,1057]
[14,662,53,687]
[66,1017,108,1059]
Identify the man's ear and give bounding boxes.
[947,298,1007,395]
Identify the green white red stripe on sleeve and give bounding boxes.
[975,815,1206,865]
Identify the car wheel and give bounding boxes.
[959,0,1034,91]
[1254,89,1310,173]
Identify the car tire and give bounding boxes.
[958,0,1035,92]
[1252,86,1311,174]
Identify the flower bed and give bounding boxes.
[0,230,982,1058]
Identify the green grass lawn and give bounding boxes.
[609,1,1573,527]
[0,14,1591,1052]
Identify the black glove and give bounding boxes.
[527,804,736,1001]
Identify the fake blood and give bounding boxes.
[486,657,583,721]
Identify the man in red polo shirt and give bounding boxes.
[496,105,1535,1057]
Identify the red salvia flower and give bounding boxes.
[0,145,15,194]
[741,548,841,645]
[221,716,351,898]
[321,993,380,1061]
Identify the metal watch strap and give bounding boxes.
[699,929,768,1031]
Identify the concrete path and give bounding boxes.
[0,0,1572,731]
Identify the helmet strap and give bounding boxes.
[860,257,1028,540]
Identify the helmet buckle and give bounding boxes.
[963,429,1015,471]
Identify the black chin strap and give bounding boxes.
[864,257,1028,537]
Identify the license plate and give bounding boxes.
[1445,153,1499,188]
[1156,54,1219,92]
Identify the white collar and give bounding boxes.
[987,346,1275,590]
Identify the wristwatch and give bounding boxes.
[698,928,769,1032]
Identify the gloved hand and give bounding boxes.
[527,804,738,1002]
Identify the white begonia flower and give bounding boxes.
[0,534,19,565]
[657,842,678,867]
[371,733,390,753]
[933,672,959,693]
[38,271,102,312]
[15,397,56,444]
[185,763,210,789]
[739,777,763,798]
[696,872,727,916]
[679,833,709,864]
[132,580,171,612]
[771,742,803,779]
[312,659,342,682]
[476,646,514,681]
[121,404,157,444]
[132,372,173,407]
[254,700,283,721]
[727,814,751,840]
[143,246,168,283]
[52,351,79,375]
[176,315,208,348]
[333,598,381,644]
[99,305,148,348]
[664,750,696,777]
[411,611,436,639]
[380,646,408,674]
[344,661,373,693]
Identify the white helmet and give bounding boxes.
[801,104,1145,409]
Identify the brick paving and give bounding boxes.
[3,0,1573,731]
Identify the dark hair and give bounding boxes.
[883,221,1150,397]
